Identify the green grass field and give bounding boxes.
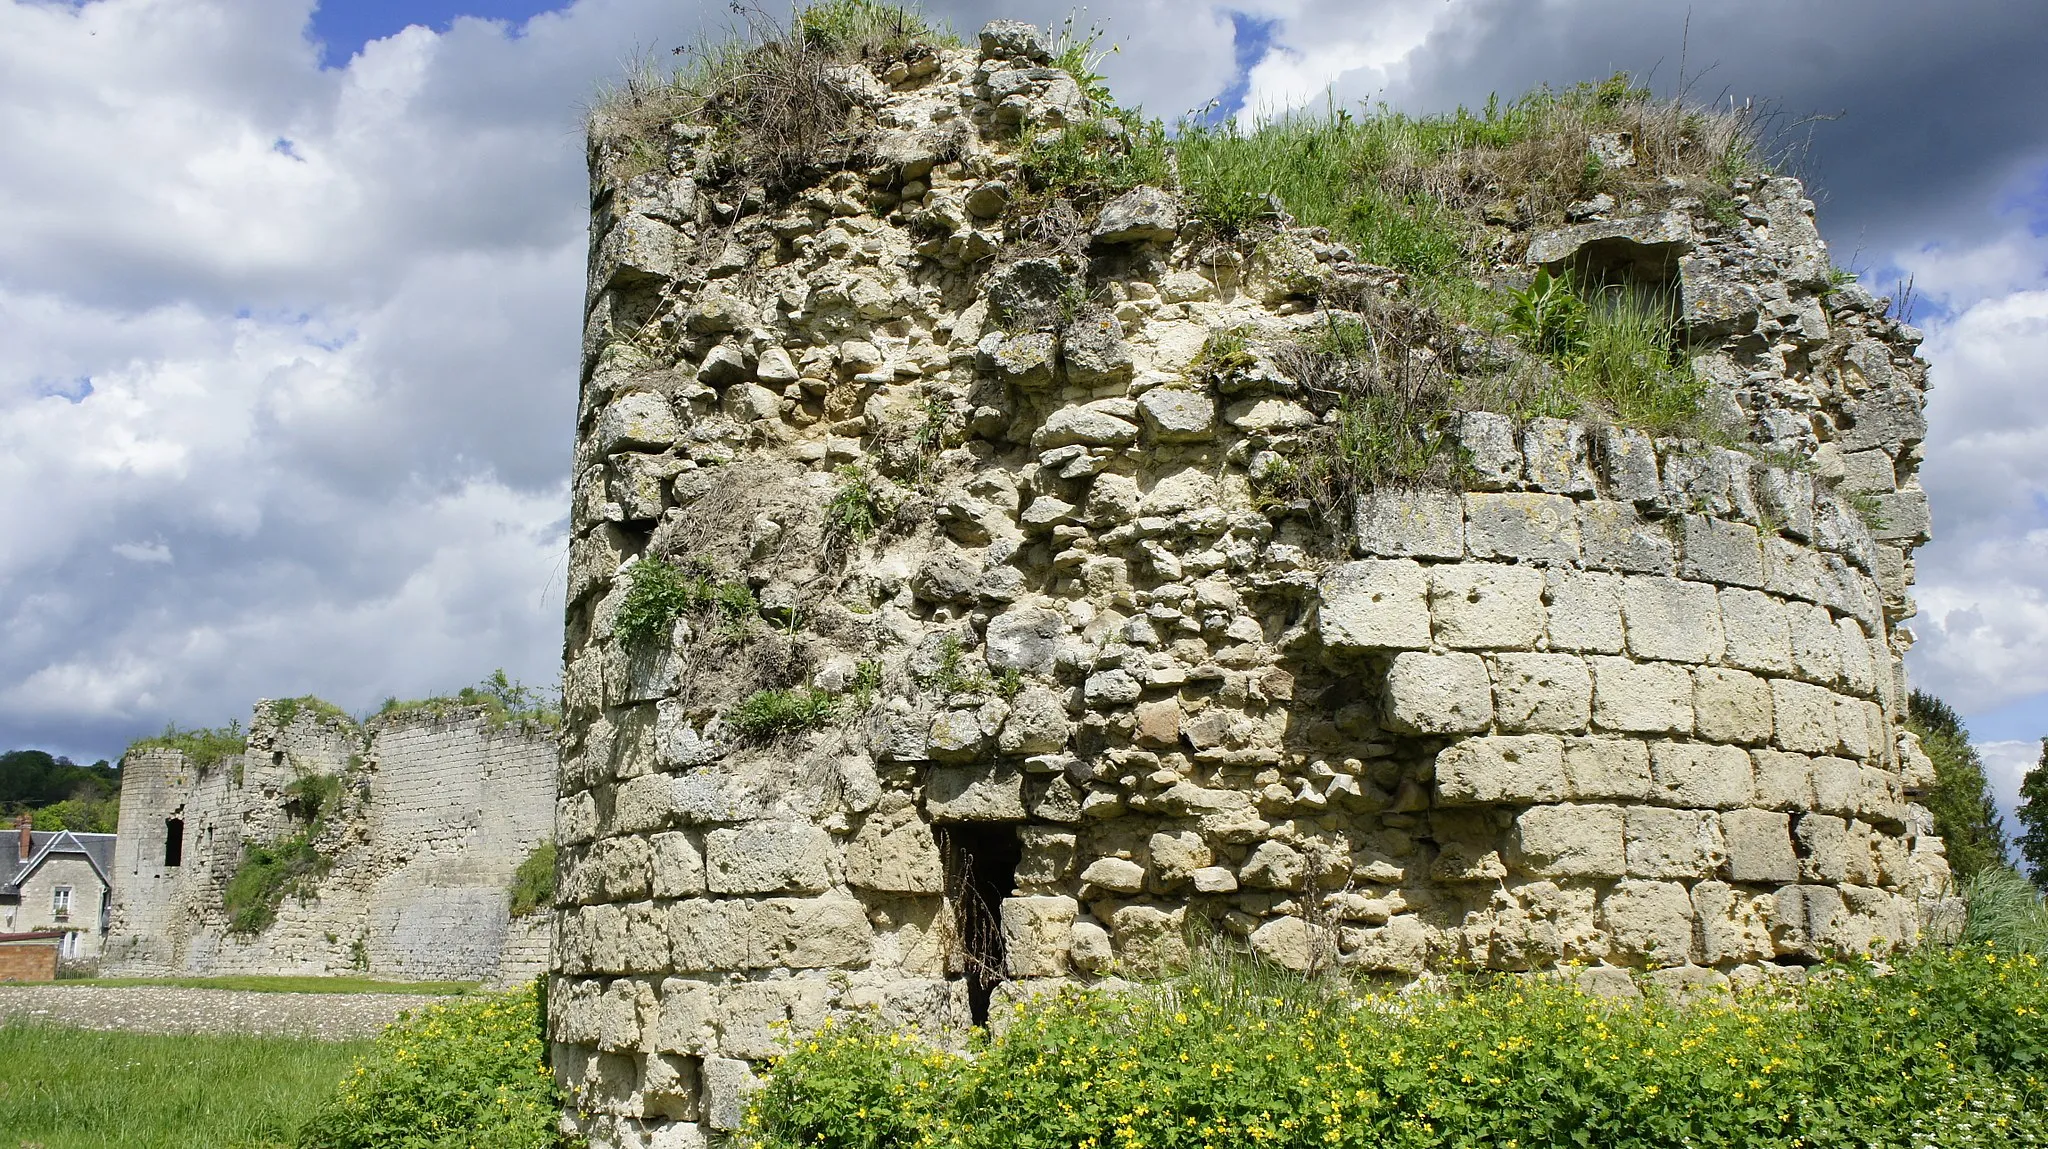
[58,974,475,995]
[0,1021,370,1148]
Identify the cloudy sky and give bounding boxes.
[2,0,2045,830]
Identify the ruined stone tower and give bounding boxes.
[106,699,556,983]
[553,20,1944,1146]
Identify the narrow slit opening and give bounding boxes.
[163,818,184,868]
[938,824,1022,1027]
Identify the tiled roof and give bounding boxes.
[1,831,116,898]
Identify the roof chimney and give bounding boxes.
[15,813,30,863]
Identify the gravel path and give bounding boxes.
[0,985,451,1040]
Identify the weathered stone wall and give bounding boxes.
[555,23,1942,1147]
[104,702,556,985]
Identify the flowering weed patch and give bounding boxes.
[747,944,2048,1149]
[297,983,567,1149]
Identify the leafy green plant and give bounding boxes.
[508,841,557,919]
[726,688,840,742]
[826,465,895,548]
[282,770,344,826]
[1018,108,1171,202]
[128,721,246,771]
[849,659,885,701]
[747,942,2048,1149]
[1048,13,1116,108]
[1504,268,1589,357]
[796,0,951,56]
[1556,288,1704,434]
[297,984,565,1149]
[613,558,759,647]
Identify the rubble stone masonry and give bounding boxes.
[555,22,1945,1146]
[104,702,555,984]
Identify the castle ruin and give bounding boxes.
[551,21,1947,1146]
[105,699,556,985]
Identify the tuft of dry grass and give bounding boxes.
[588,2,952,190]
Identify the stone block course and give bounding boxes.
[1384,652,1493,735]
[1544,571,1626,654]
[1431,564,1548,650]
[1465,493,1582,565]
[1318,560,1431,651]
[1589,657,1694,734]
[1490,653,1593,733]
[1435,735,1568,805]
[1620,577,1725,664]
[1648,742,1754,809]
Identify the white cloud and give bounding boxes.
[1901,263,2048,715]
[111,542,173,565]
[1977,739,2041,842]
[3,0,2047,764]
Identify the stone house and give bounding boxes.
[1,815,116,963]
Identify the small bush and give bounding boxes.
[591,2,953,190]
[128,720,246,771]
[726,688,839,742]
[297,985,565,1149]
[508,841,557,919]
[747,943,2048,1149]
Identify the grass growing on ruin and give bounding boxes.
[615,557,760,647]
[377,669,561,729]
[746,940,2048,1149]
[297,984,565,1149]
[509,840,558,918]
[127,719,247,770]
[60,975,477,994]
[269,695,354,727]
[726,687,840,742]
[0,1021,372,1149]
[1178,74,1762,271]
[590,1,954,187]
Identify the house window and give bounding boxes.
[165,818,184,867]
[52,885,72,922]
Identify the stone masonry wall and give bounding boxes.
[555,22,1943,1147]
[105,701,556,985]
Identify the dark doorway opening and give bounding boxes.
[937,824,1022,1026]
[163,818,184,867]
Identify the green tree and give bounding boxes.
[2017,737,2048,890]
[1908,691,2012,880]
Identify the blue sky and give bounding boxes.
[308,0,564,67]
[2,0,2046,841]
